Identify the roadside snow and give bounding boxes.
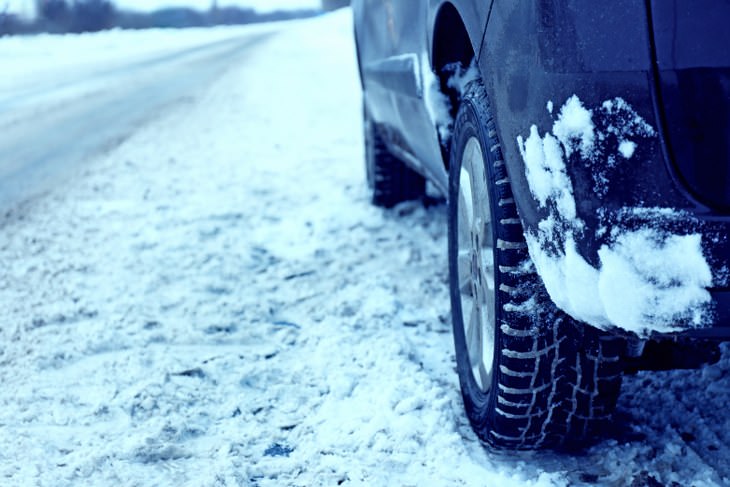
[0,23,278,90]
[2,8,730,487]
[0,11,557,487]
[517,96,712,336]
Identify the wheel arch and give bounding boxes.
[431,2,478,170]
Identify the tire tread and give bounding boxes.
[364,108,425,208]
[450,80,625,450]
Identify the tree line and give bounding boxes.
[0,0,351,37]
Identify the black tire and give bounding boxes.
[364,105,425,208]
[448,79,625,450]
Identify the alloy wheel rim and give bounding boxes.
[456,136,496,392]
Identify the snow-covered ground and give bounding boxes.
[2,9,730,486]
[0,23,276,91]
[0,22,281,117]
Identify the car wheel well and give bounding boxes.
[432,2,476,171]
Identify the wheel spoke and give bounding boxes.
[466,302,482,369]
[458,249,473,295]
[458,169,474,230]
[484,280,495,321]
[458,203,472,249]
[474,215,493,250]
[480,250,495,292]
[455,136,498,393]
[482,326,495,370]
[466,143,493,251]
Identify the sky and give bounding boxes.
[3,0,322,18]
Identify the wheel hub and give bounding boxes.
[456,137,496,392]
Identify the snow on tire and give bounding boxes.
[448,79,626,449]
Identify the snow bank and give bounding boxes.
[517,96,712,336]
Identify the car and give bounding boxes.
[353,0,730,450]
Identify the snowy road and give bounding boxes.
[0,27,273,210]
[2,9,730,487]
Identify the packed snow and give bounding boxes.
[517,96,713,336]
[2,8,730,487]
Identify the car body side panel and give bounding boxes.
[480,0,730,335]
[354,1,491,192]
[480,1,670,259]
[648,0,730,211]
[354,1,441,187]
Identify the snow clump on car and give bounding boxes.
[420,56,480,142]
[517,95,713,337]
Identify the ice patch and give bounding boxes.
[517,95,713,336]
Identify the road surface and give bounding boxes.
[0,30,271,210]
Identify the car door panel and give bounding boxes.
[355,1,452,191]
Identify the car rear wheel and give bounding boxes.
[448,79,625,449]
[363,104,425,208]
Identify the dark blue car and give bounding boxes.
[354,0,730,449]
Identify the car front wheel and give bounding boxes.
[448,79,625,449]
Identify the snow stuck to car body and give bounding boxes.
[517,96,713,336]
[421,57,479,142]
[420,52,452,142]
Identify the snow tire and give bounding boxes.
[448,79,625,450]
[364,105,425,208]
